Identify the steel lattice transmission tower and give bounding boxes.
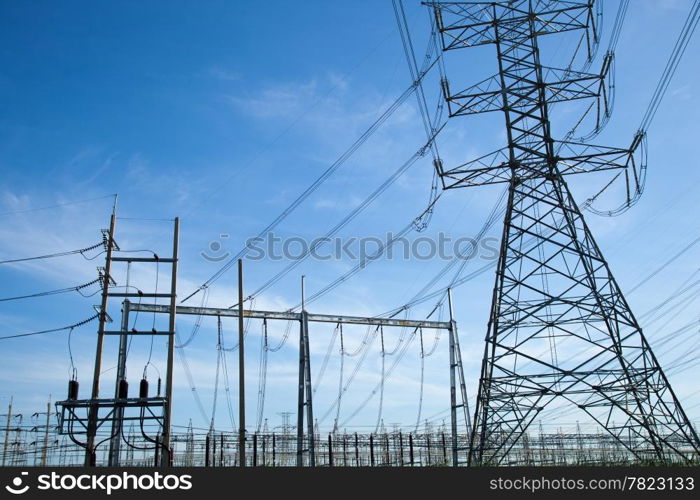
[429,0,700,464]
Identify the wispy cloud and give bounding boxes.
[207,66,241,82]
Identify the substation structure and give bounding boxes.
[54,211,472,467]
[7,403,694,467]
[45,0,700,467]
[129,292,469,467]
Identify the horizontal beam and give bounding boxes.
[103,330,173,336]
[130,303,451,330]
[111,257,175,263]
[108,293,173,298]
[57,397,167,408]
[307,313,450,329]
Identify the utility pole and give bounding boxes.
[2,397,12,466]
[296,276,315,466]
[302,276,315,466]
[59,213,179,468]
[447,288,458,467]
[161,216,179,466]
[85,213,117,466]
[109,299,130,466]
[238,259,246,467]
[41,397,51,467]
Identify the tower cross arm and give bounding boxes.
[427,1,593,51]
[555,134,645,177]
[436,133,644,189]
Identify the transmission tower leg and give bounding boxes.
[471,174,700,464]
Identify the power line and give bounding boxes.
[627,233,700,295]
[181,48,443,304]
[247,125,445,300]
[0,194,116,217]
[0,278,101,302]
[0,314,99,341]
[608,0,630,53]
[585,0,699,217]
[0,241,104,265]
[639,0,700,133]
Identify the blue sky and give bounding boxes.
[1,0,700,439]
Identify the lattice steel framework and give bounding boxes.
[429,0,700,465]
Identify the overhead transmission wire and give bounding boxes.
[177,16,446,429]
[243,16,447,302]
[626,233,700,295]
[209,3,454,429]
[378,201,597,321]
[219,324,238,433]
[336,301,444,429]
[0,278,101,302]
[0,194,117,217]
[585,0,700,216]
[0,241,104,265]
[264,27,481,413]
[413,305,444,433]
[394,0,443,231]
[181,49,443,305]
[639,1,700,133]
[608,0,630,52]
[0,314,99,341]
[370,187,507,321]
[330,325,346,433]
[514,258,700,419]
[324,277,448,430]
[268,320,294,352]
[374,326,386,434]
[319,325,381,425]
[67,326,77,380]
[279,8,450,312]
[306,203,505,426]
[299,195,443,309]
[255,319,269,432]
[312,323,340,396]
[332,210,568,426]
[414,327,425,432]
[174,329,210,425]
[142,259,160,379]
[221,297,255,352]
[247,126,445,300]
[174,287,209,348]
[558,0,621,143]
[209,315,223,434]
